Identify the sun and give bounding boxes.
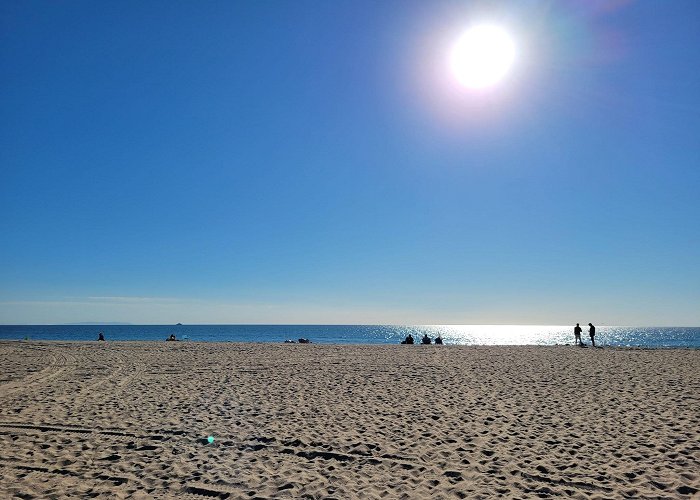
[450,24,516,89]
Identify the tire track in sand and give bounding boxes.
[69,346,133,404]
[0,345,77,397]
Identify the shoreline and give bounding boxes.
[1,342,698,498]
[3,325,699,349]
[2,339,699,350]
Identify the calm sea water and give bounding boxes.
[0,325,698,347]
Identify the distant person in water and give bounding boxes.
[421,334,432,345]
[401,334,414,345]
[167,334,177,341]
[574,323,582,345]
[588,323,596,347]
[97,332,105,341]
[435,335,443,345]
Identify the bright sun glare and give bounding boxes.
[450,24,516,89]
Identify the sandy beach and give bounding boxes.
[0,342,698,499]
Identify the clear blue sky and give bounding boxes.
[1,0,699,325]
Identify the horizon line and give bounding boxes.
[1,323,699,328]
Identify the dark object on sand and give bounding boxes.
[435,336,443,345]
[284,339,296,343]
[97,332,105,341]
[401,334,414,344]
[298,338,311,344]
[421,334,432,345]
[166,334,178,341]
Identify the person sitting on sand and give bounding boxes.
[167,334,177,341]
[574,323,582,345]
[401,334,414,345]
[434,335,443,345]
[421,334,432,345]
[588,323,596,347]
[97,332,105,341]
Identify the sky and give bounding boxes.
[1,0,699,325]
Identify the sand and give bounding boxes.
[0,341,698,499]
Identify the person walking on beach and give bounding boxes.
[574,323,582,345]
[588,323,596,347]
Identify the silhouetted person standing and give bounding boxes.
[97,332,105,341]
[588,323,596,347]
[574,323,582,345]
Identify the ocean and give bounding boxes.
[0,325,698,347]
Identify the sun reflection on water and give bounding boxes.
[389,325,573,345]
